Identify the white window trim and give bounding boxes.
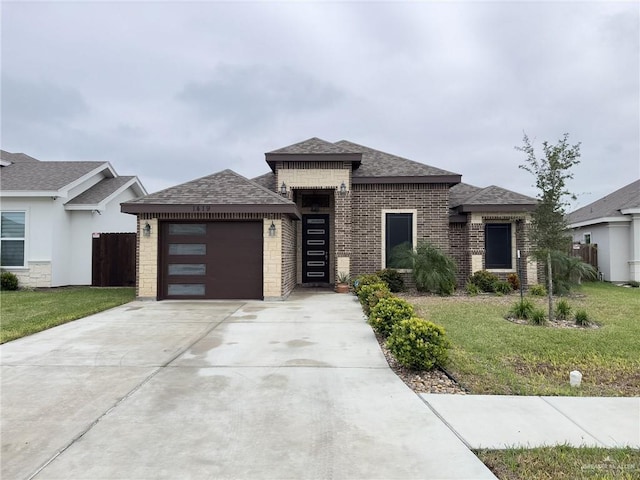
[485,220,517,272]
[381,209,417,272]
[1,210,27,268]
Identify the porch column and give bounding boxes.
[335,187,352,279]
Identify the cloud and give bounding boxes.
[176,64,345,132]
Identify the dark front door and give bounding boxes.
[302,214,330,284]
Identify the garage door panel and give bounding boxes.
[160,222,263,300]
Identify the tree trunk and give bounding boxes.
[547,251,554,321]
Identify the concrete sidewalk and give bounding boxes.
[421,394,640,449]
[1,291,495,480]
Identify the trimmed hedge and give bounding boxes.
[386,317,450,370]
[368,296,414,337]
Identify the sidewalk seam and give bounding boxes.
[418,395,473,450]
[539,396,605,446]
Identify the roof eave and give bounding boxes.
[352,175,461,185]
[567,216,631,229]
[265,153,362,171]
[120,203,302,220]
[1,190,61,197]
[457,204,537,213]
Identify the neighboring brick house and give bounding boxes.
[121,137,538,300]
[0,150,146,287]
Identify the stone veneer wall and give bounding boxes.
[281,216,297,298]
[7,261,52,288]
[350,183,450,277]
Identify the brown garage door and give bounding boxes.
[159,222,263,300]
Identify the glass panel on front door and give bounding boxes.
[302,214,330,283]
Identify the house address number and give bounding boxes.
[191,205,212,212]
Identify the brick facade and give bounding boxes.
[281,216,297,298]
[350,183,450,277]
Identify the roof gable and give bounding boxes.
[450,182,537,213]
[335,140,461,183]
[65,176,145,210]
[268,137,355,155]
[0,150,108,194]
[122,169,300,217]
[567,179,640,225]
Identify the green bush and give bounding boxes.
[551,251,598,294]
[508,298,535,320]
[628,281,640,288]
[507,273,520,291]
[574,309,591,326]
[412,243,457,295]
[555,299,572,320]
[357,282,391,316]
[376,269,404,293]
[529,284,547,296]
[468,270,500,293]
[465,282,480,296]
[386,317,450,370]
[368,297,414,337]
[495,281,513,295]
[0,271,19,291]
[529,308,547,326]
[352,274,382,295]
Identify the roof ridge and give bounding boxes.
[226,169,294,205]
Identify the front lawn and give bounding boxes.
[476,446,640,480]
[0,287,135,343]
[405,282,640,396]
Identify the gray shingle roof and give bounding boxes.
[66,176,136,205]
[125,169,294,206]
[449,182,537,213]
[268,137,356,155]
[567,179,640,224]
[252,172,276,191]
[334,140,460,179]
[0,150,105,191]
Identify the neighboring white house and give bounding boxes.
[567,179,640,283]
[0,151,146,287]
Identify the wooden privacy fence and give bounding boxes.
[92,233,136,287]
[570,243,598,270]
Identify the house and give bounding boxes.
[567,180,640,282]
[121,137,538,300]
[0,151,147,287]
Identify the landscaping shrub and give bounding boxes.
[508,298,535,320]
[529,308,547,326]
[574,309,591,326]
[507,273,520,291]
[411,243,456,295]
[495,281,513,295]
[357,282,391,316]
[555,299,572,320]
[0,271,19,291]
[628,281,640,288]
[468,270,500,293]
[550,251,598,295]
[376,269,404,293]
[386,317,450,370]
[368,296,414,337]
[352,274,382,295]
[465,282,480,296]
[529,284,547,296]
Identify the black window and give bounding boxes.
[386,213,413,268]
[485,223,512,269]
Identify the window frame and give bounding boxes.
[381,209,417,271]
[583,233,591,245]
[1,210,27,268]
[484,222,515,271]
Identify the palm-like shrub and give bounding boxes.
[391,242,456,295]
[550,251,597,294]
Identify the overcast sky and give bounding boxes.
[2,1,638,209]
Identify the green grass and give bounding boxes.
[476,446,640,480]
[405,282,640,396]
[0,287,135,343]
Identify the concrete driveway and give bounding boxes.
[1,291,495,479]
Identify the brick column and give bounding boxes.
[137,217,158,299]
[334,189,352,280]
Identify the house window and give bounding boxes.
[485,223,512,269]
[1,212,26,267]
[583,233,591,245]
[384,212,414,269]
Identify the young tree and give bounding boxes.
[516,133,581,321]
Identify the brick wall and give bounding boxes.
[449,221,469,287]
[350,183,450,277]
[281,216,297,297]
[137,217,158,298]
